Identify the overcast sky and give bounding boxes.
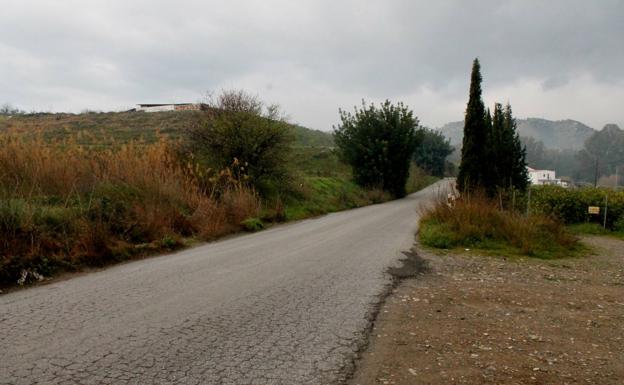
[1,0,622,130]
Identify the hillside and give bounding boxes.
[438,117,595,150]
[0,111,335,147]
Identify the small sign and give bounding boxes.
[588,206,600,215]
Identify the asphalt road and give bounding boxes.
[1,181,448,385]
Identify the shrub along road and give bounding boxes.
[0,181,450,385]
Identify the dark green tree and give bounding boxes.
[413,128,454,177]
[504,104,529,190]
[334,100,420,198]
[489,102,528,192]
[457,58,489,192]
[484,108,492,131]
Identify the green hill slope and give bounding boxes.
[0,110,335,148]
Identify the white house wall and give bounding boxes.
[137,105,176,112]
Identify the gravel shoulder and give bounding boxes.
[350,236,624,385]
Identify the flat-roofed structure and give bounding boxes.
[136,103,206,112]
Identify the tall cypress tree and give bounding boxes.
[504,103,529,190]
[487,102,529,192]
[484,108,492,131]
[490,103,506,192]
[457,58,488,193]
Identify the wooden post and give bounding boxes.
[603,194,609,229]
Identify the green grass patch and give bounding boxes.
[568,223,624,240]
[289,147,350,178]
[281,177,391,220]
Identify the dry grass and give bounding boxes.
[419,193,580,259]
[0,132,259,285]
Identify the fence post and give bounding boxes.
[603,194,609,229]
[526,188,531,217]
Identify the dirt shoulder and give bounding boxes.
[350,236,624,385]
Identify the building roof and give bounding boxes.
[527,167,554,173]
[137,103,194,107]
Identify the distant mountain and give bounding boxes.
[438,118,595,150]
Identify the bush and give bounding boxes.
[334,100,420,198]
[185,89,293,197]
[420,194,580,259]
[529,185,624,229]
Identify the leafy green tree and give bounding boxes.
[334,100,420,198]
[457,58,490,193]
[413,128,454,177]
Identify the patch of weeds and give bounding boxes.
[419,195,583,260]
[419,220,454,249]
[241,217,265,232]
[160,235,179,249]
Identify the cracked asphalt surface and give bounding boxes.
[1,182,446,385]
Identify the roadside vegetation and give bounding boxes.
[357,58,623,385]
[421,59,623,259]
[0,134,259,285]
[457,59,528,196]
[527,185,624,239]
[528,185,624,228]
[419,195,581,259]
[334,100,421,198]
[421,59,583,260]
[0,90,446,287]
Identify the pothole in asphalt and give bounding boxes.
[387,249,429,279]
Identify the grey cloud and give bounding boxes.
[0,0,622,128]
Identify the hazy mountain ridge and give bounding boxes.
[438,118,595,150]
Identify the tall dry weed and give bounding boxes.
[421,193,578,257]
[0,132,259,285]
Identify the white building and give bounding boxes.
[135,103,205,113]
[527,167,564,186]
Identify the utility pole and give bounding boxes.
[593,156,599,187]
